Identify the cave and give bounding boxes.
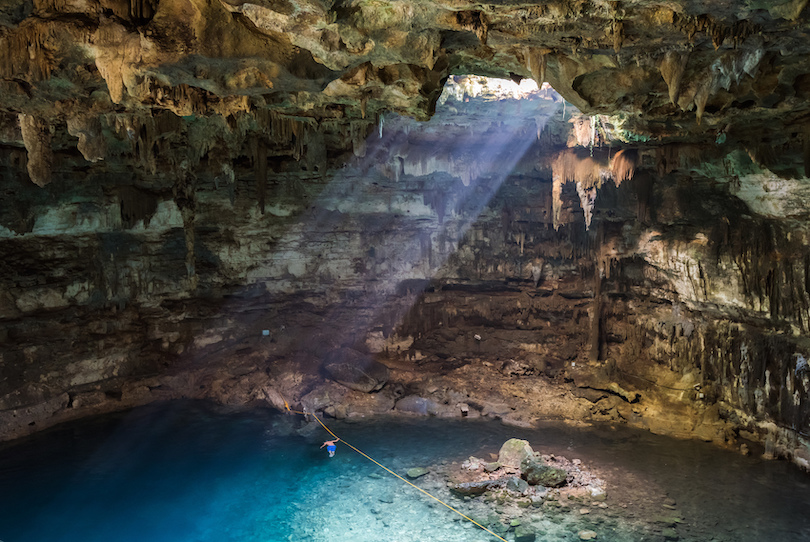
[2,0,810,540]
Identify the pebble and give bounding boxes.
[578,530,598,540]
[579,508,590,514]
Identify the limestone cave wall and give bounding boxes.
[3,0,810,467]
[3,88,810,469]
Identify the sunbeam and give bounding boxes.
[246,76,565,374]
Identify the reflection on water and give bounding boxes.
[0,401,808,542]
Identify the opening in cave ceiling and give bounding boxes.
[232,75,566,363]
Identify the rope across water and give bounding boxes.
[282,398,508,542]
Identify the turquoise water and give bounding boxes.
[1,401,809,542]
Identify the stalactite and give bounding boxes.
[136,117,157,174]
[671,13,759,48]
[550,148,637,231]
[18,114,53,187]
[360,95,368,120]
[456,11,489,45]
[659,51,689,105]
[93,20,142,104]
[524,47,550,84]
[351,120,368,157]
[609,149,637,186]
[129,0,159,23]
[694,74,715,125]
[655,144,703,175]
[256,111,317,160]
[572,116,592,147]
[66,116,106,162]
[118,186,158,228]
[423,189,446,223]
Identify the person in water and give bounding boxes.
[321,438,340,457]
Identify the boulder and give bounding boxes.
[498,438,535,468]
[322,348,389,392]
[521,457,568,487]
[395,395,440,415]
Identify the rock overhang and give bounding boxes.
[1,0,810,170]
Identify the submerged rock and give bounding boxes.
[515,524,537,542]
[322,348,389,392]
[578,530,598,540]
[662,527,679,540]
[406,467,429,479]
[521,456,568,487]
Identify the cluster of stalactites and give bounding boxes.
[658,44,764,125]
[253,110,317,161]
[112,110,185,175]
[0,22,56,82]
[551,149,637,231]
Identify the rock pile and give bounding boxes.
[425,438,608,541]
[450,438,576,498]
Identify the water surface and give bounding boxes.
[0,401,808,542]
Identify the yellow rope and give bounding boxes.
[282,398,508,542]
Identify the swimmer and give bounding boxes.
[321,438,340,457]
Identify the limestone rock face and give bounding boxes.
[322,348,389,392]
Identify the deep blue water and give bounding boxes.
[1,401,809,542]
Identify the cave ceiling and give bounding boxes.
[1,0,810,176]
